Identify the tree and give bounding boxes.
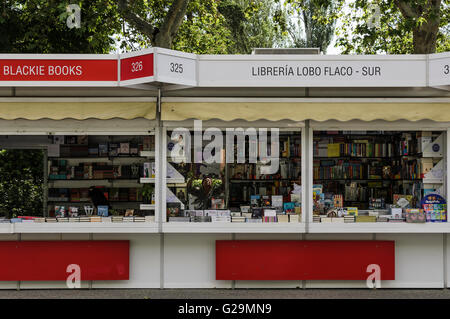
[117,0,232,54]
[285,0,342,53]
[1,0,122,53]
[0,150,44,218]
[336,0,450,54]
[218,0,288,54]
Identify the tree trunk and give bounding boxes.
[153,32,172,48]
[412,21,440,54]
[395,0,441,54]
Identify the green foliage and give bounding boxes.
[118,0,287,54]
[0,150,44,218]
[1,0,121,53]
[218,0,288,54]
[284,0,343,53]
[336,0,449,54]
[118,0,232,53]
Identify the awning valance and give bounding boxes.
[162,100,450,122]
[0,99,156,120]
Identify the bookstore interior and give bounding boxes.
[0,128,446,226]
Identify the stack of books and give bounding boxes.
[45,218,57,223]
[69,217,80,222]
[0,219,10,223]
[211,216,231,222]
[277,215,289,223]
[231,216,246,223]
[112,216,123,223]
[102,217,112,223]
[344,215,355,223]
[22,219,34,223]
[262,216,277,223]
[288,214,299,223]
[123,216,134,223]
[79,216,91,222]
[57,217,69,222]
[246,218,262,223]
[242,213,252,219]
[90,216,102,222]
[321,217,332,223]
[313,215,321,223]
[169,217,190,222]
[134,216,145,222]
[377,216,389,222]
[145,216,155,222]
[191,216,211,222]
[356,216,377,223]
[34,217,46,223]
[332,217,345,223]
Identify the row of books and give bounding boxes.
[313,160,364,180]
[53,136,155,157]
[313,133,423,158]
[168,214,300,223]
[49,162,142,180]
[280,136,302,158]
[313,158,431,181]
[48,187,143,202]
[0,216,155,223]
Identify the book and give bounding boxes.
[288,214,299,223]
[145,216,155,222]
[119,143,130,155]
[277,214,289,223]
[272,195,283,208]
[347,207,358,216]
[97,206,109,217]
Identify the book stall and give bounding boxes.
[0,48,448,289]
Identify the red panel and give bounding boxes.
[0,59,117,81]
[216,240,395,280]
[120,53,154,81]
[0,241,129,281]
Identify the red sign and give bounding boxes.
[0,241,129,281]
[120,53,154,82]
[216,240,395,280]
[0,59,117,82]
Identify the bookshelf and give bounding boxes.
[46,134,156,218]
[227,132,302,208]
[313,130,445,211]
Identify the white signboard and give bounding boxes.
[154,48,197,86]
[198,55,427,87]
[429,52,450,87]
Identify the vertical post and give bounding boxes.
[445,129,450,288]
[302,120,312,232]
[43,147,48,217]
[156,88,165,289]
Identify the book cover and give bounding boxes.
[97,205,109,217]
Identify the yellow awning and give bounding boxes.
[162,101,450,122]
[0,101,156,120]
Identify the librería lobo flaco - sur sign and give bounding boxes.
[251,65,381,77]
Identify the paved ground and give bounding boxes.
[0,288,449,299]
